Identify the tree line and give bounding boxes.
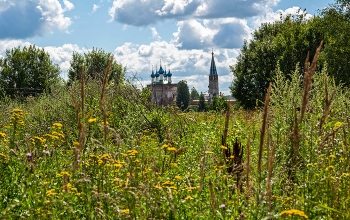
[0,46,125,98]
[230,0,350,108]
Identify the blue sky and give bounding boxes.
[0,0,333,95]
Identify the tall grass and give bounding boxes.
[0,59,350,219]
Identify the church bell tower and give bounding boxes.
[208,50,219,97]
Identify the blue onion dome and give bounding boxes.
[164,70,168,77]
[167,69,172,77]
[155,70,160,77]
[158,66,165,74]
[151,70,155,78]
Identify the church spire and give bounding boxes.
[210,50,218,75]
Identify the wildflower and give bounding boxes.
[326,165,334,171]
[73,142,80,148]
[0,132,6,138]
[0,153,8,161]
[127,150,138,156]
[329,154,336,159]
[46,189,57,197]
[161,144,168,149]
[162,181,175,186]
[52,123,63,129]
[280,209,308,219]
[52,131,64,139]
[114,163,123,169]
[121,209,130,214]
[230,155,234,159]
[88,118,97,123]
[167,147,177,151]
[175,175,182,180]
[219,204,226,209]
[27,152,32,158]
[185,195,193,200]
[101,121,109,125]
[134,159,140,163]
[154,185,163,189]
[220,145,228,150]
[333,122,343,130]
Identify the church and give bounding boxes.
[147,51,219,105]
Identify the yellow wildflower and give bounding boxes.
[329,154,336,159]
[121,209,130,214]
[333,122,343,130]
[88,118,97,123]
[154,185,163,189]
[167,147,177,151]
[185,196,194,200]
[230,155,234,159]
[326,165,335,171]
[175,175,182,180]
[101,121,109,125]
[220,145,228,150]
[161,144,168,149]
[46,189,57,197]
[0,132,6,138]
[52,123,63,129]
[280,209,308,219]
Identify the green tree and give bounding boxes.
[230,13,323,109]
[68,48,125,85]
[176,80,190,111]
[198,92,207,112]
[0,45,60,98]
[190,87,199,100]
[317,0,350,87]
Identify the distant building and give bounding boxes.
[147,62,177,106]
[147,51,220,106]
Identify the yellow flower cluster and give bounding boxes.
[0,132,6,138]
[88,118,97,123]
[30,136,46,147]
[52,123,63,129]
[127,150,138,156]
[46,189,57,197]
[121,209,130,214]
[0,153,8,161]
[56,171,71,178]
[10,108,25,126]
[280,209,308,219]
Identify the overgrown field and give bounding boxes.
[1,67,350,219]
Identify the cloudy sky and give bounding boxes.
[0,0,333,95]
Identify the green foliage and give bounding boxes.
[68,48,125,85]
[230,12,322,109]
[176,80,190,111]
[197,92,207,112]
[0,45,60,98]
[190,87,199,100]
[0,68,350,219]
[209,95,228,112]
[317,1,350,87]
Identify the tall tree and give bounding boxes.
[190,87,199,100]
[317,0,350,86]
[230,13,323,109]
[198,92,206,112]
[176,80,190,111]
[0,45,60,98]
[68,48,125,85]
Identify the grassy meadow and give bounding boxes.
[1,65,350,219]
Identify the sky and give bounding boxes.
[0,0,334,95]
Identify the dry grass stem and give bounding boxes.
[300,40,324,122]
[258,82,271,172]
